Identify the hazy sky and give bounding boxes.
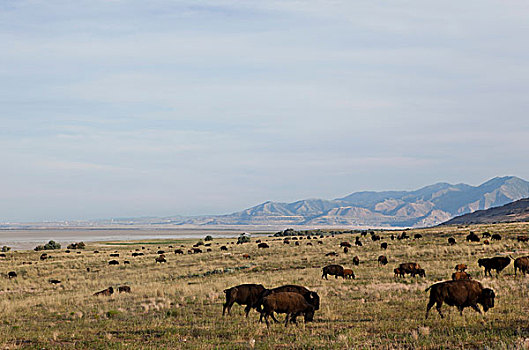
[2,1,529,221]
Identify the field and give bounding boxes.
[1,223,529,349]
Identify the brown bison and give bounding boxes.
[155,256,167,263]
[452,271,471,280]
[118,286,131,293]
[482,231,491,238]
[256,285,320,323]
[425,280,495,319]
[466,232,480,242]
[478,257,511,277]
[355,239,363,247]
[174,249,184,254]
[110,253,119,257]
[394,268,404,278]
[380,242,388,250]
[192,248,202,254]
[414,234,423,239]
[454,264,468,272]
[94,287,114,296]
[257,243,270,249]
[242,253,251,259]
[448,237,456,245]
[514,256,529,276]
[343,269,356,279]
[8,271,17,278]
[378,255,388,266]
[322,264,345,279]
[325,252,338,257]
[412,268,426,278]
[340,242,352,248]
[491,234,502,241]
[40,253,48,261]
[108,260,119,265]
[223,284,266,317]
[49,279,61,284]
[352,256,360,266]
[220,246,228,251]
[517,235,529,243]
[398,262,421,276]
[260,292,316,327]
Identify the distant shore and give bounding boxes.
[0,228,270,250]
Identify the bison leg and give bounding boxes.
[471,305,482,315]
[244,305,252,317]
[284,313,290,327]
[436,302,444,318]
[425,300,435,319]
[222,301,234,316]
[265,313,271,328]
[270,312,280,323]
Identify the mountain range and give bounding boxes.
[441,197,529,226]
[164,176,529,228]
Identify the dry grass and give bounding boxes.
[1,223,529,349]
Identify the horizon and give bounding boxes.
[3,1,529,222]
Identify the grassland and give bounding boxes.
[1,223,529,349]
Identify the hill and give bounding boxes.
[441,197,529,225]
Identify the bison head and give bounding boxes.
[309,291,320,310]
[303,305,316,322]
[477,259,485,267]
[479,288,495,312]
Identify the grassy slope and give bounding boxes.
[1,223,529,349]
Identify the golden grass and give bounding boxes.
[1,223,529,349]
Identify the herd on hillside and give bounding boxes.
[2,230,529,327]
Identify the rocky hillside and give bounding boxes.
[179,176,529,228]
[441,197,529,225]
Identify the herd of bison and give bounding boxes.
[3,229,529,330]
[222,231,529,327]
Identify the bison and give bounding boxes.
[378,255,388,266]
[425,280,495,319]
[466,232,480,242]
[448,237,456,245]
[256,284,320,323]
[94,287,114,296]
[174,249,184,254]
[454,264,468,272]
[343,269,356,279]
[514,256,529,276]
[517,235,529,243]
[223,284,266,317]
[108,260,119,265]
[340,242,352,248]
[394,268,404,278]
[118,286,131,293]
[452,271,471,280]
[242,253,251,259]
[260,292,316,327]
[482,231,491,238]
[322,264,344,279]
[352,256,360,266]
[398,262,421,276]
[155,256,167,263]
[325,252,338,257]
[412,268,426,278]
[49,279,61,284]
[7,271,17,278]
[110,253,119,257]
[380,242,388,250]
[257,243,269,249]
[478,257,511,277]
[40,253,48,261]
[355,239,363,247]
[491,234,502,241]
[414,234,423,239]
[220,246,228,251]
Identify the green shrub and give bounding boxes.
[34,240,61,251]
[1,246,10,252]
[204,235,213,241]
[237,234,250,244]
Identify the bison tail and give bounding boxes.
[424,286,432,292]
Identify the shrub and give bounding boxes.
[67,242,86,249]
[237,234,251,244]
[1,246,10,252]
[204,235,213,241]
[34,240,61,251]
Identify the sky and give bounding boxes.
[2,1,529,222]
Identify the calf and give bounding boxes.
[174,249,184,254]
[452,271,471,280]
[118,286,131,293]
[478,257,511,277]
[340,242,352,248]
[352,256,360,266]
[425,280,495,319]
[394,267,404,278]
[94,287,114,296]
[343,269,355,279]
[517,235,529,243]
[514,256,529,276]
[412,268,426,278]
[223,284,266,317]
[256,284,320,323]
[322,264,345,279]
[260,292,316,327]
[448,237,456,245]
[155,256,167,263]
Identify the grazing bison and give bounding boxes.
[256,285,320,323]
[448,237,456,245]
[425,280,495,319]
[455,264,468,272]
[223,283,266,317]
[322,264,344,279]
[317,240,323,245]
[398,262,421,276]
[49,279,61,284]
[0,253,5,258]
[482,231,491,238]
[260,292,316,327]
[491,234,502,241]
[157,250,165,254]
[397,232,409,240]
[478,257,511,277]
[325,252,338,257]
[40,253,48,261]
[514,256,529,276]
[466,232,480,242]
[380,242,388,250]
[307,242,313,246]
[8,271,17,278]
[283,240,290,245]
[343,269,356,279]
[118,286,131,293]
[340,242,352,248]
[174,249,184,254]
[452,271,471,280]
[110,253,119,257]
[483,239,490,245]
[295,242,300,246]
[192,248,202,254]
[371,234,381,242]
[352,256,360,266]
[242,253,251,259]
[124,260,130,264]
[343,247,348,253]
[257,243,269,249]
[155,256,167,263]
[94,287,114,296]
[108,260,119,265]
[517,235,529,243]
[378,255,388,266]
[355,239,363,247]
[414,234,423,239]
[220,246,228,251]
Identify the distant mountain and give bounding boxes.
[441,197,529,225]
[178,176,529,228]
